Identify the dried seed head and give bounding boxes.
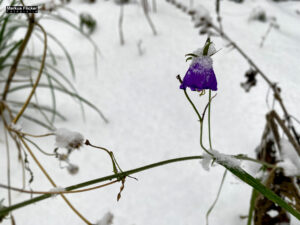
[55,128,84,150]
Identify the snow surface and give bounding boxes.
[1,0,300,224]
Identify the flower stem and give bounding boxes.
[208,90,213,150]
[0,155,203,217]
[177,75,211,155]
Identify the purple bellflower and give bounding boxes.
[180,42,218,91]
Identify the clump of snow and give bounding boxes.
[49,186,65,197]
[55,128,84,150]
[192,43,216,58]
[96,212,114,225]
[200,150,241,171]
[277,138,300,177]
[190,43,216,68]
[211,149,241,169]
[10,122,22,132]
[200,152,213,171]
[191,57,213,73]
[267,209,279,218]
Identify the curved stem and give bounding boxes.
[12,22,47,124]
[0,155,203,217]
[0,153,278,217]
[0,180,118,195]
[2,14,35,101]
[206,169,227,225]
[208,90,212,150]
[177,75,211,155]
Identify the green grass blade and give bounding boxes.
[0,15,10,47]
[10,109,55,131]
[20,57,86,118]
[5,83,108,123]
[0,39,22,66]
[33,33,57,65]
[223,164,300,220]
[7,100,66,120]
[39,31,75,78]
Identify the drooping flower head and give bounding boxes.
[55,128,84,150]
[180,39,218,91]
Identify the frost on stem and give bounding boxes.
[277,138,300,177]
[55,128,84,150]
[49,186,65,197]
[200,152,213,171]
[9,122,22,132]
[211,150,241,169]
[200,150,241,171]
[96,212,114,225]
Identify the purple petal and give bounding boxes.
[180,58,217,91]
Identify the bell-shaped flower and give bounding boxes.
[180,41,218,91]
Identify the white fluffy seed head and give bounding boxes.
[55,128,84,150]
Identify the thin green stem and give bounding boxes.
[200,118,210,154]
[208,90,213,149]
[183,89,202,121]
[206,169,227,225]
[0,155,203,217]
[177,75,211,155]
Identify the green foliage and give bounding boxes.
[0,0,107,130]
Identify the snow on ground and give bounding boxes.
[1,0,300,224]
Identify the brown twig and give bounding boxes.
[2,14,35,101]
[12,22,47,124]
[270,110,300,156]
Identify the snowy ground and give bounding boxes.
[1,0,300,224]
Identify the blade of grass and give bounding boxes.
[0,40,23,67]
[10,109,54,130]
[33,32,57,65]
[222,164,300,220]
[4,83,108,123]
[7,100,66,120]
[19,58,86,118]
